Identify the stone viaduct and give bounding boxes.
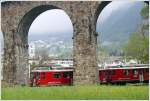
[1,1,111,86]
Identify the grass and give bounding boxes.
[1,85,149,100]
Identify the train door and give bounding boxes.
[139,69,144,83]
[40,72,46,85]
[110,69,116,82]
[63,71,73,85]
[105,70,111,82]
[143,68,149,82]
[53,72,62,84]
[132,69,139,82]
[68,71,73,85]
[99,70,106,83]
[101,70,111,83]
[33,72,40,86]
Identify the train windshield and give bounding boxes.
[54,73,61,78]
[64,72,73,78]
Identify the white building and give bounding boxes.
[50,59,73,67]
[126,59,138,65]
[29,42,36,58]
[28,58,39,65]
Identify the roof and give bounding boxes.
[31,69,74,72]
[99,66,149,70]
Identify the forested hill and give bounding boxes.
[97,2,144,45]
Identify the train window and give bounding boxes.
[145,69,149,73]
[54,73,61,78]
[111,70,115,75]
[124,70,129,76]
[64,72,73,78]
[132,69,138,75]
[63,72,70,78]
[41,72,46,80]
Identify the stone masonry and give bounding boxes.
[1,1,110,86]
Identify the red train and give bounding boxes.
[29,66,73,86]
[99,64,149,84]
[30,64,149,86]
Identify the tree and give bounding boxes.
[30,62,36,70]
[140,4,149,19]
[123,33,148,63]
[97,44,110,63]
[123,4,149,63]
[35,47,49,65]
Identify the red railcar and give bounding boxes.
[99,64,149,84]
[30,69,73,86]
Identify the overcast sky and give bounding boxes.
[28,9,73,36]
[97,1,136,24]
[28,1,142,38]
[0,1,145,47]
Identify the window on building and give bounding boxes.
[53,73,61,78]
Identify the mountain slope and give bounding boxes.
[97,2,144,44]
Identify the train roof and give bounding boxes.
[99,66,149,70]
[103,64,149,67]
[31,69,74,72]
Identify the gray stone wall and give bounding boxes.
[1,1,103,86]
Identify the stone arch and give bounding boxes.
[2,1,112,86]
[17,5,61,44]
[94,1,149,32]
[15,5,73,85]
[94,1,111,31]
[0,32,4,80]
[94,1,149,66]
